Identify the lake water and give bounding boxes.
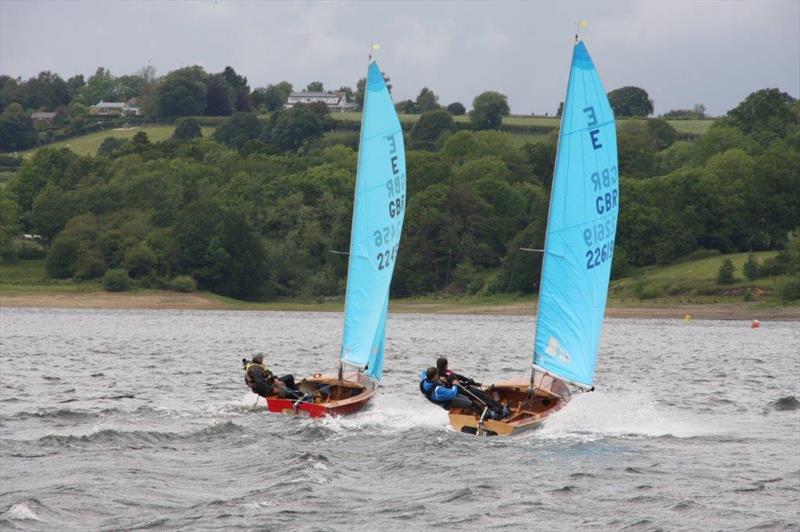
[1,308,798,531]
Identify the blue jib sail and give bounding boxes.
[533,41,618,388]
[340,60,405,382]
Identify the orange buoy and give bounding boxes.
[751,319,761,329]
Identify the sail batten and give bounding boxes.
[532,41,618,388]
[339,60,405,382]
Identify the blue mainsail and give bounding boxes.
[340,60,405,382]
[533,41,618,388]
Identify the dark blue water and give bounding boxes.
[1,308,798,530]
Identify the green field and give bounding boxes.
[610,251,791,304]
[22,125,216,157]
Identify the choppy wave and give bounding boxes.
[32,420,247,448]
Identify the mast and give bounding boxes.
[529,36,576,392]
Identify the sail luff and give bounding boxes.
[339,56,373,364]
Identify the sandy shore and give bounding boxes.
[1,291,798,320]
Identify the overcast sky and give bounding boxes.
[1,0,798,116]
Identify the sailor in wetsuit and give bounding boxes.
[419,367,474,411]
[436,357,509,419]
[243,353,301,399]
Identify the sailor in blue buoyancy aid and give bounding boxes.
[419,367,474,411]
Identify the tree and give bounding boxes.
[78,67,119,104]
[555,101,564,117]
[270,106,324,152]
[743,254,760,280]
[608,86,654,117]
[213,112,263,149]
[726,88,796,143]
[717,258,736,285]
[470,91,510,130]
[409,109,455,150]
[646,118,678,150]
[0,75,20,112]
[617,121,657,177]
[252,81,292,111]
[0,191,20,263]
[446,102,466,116]
[97,136,126,156]
[30,183,73,243]
[172,117,202,141]
[306,81,324,92]
[18,71,69,110]
[173,198,267,298]
[662,104,706,119]
[415,87,440,112]
[205,73,235,116]
[0,105,37,152]
[396,100,417,114]
[156,66,208,119]
[221,66,251,112]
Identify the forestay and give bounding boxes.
[340,59,405,381]
[533,41,618,388]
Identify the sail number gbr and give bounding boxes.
[374,132,404,271]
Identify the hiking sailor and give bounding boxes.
[419,367,474,411]
[243,353,301,399]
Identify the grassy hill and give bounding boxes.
[610,251,794,304]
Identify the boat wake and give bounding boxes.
[318,394,449,434]
[536,391,720,441]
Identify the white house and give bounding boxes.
[284,92,357,112]
[92,100,142,116]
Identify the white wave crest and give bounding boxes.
[319,393,450,433]
[4,502,41,521]
[536,391,720,441]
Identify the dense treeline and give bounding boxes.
[0,88,798,301]
[2,60,699,154]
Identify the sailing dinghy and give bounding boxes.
[265,53,406,418]
[449,38,618,436]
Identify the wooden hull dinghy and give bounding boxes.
[450,37,617,436]
[259,51,405,419]
[449,376,570,436]
[265,371,377,418]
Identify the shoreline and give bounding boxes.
[1,291,798,321]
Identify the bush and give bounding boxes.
[173,117,202,141]
[680,248,721,262]
[74,250,106,280]
[16,240,46,259]
[717,259,736,285]
[124,244,157,278]
[634,279,667,299]
[103,268,130,292]
[170,275,196,292]
[743,254,760,280]
[758,257,787,277]
[46,238,79,278]
[779,278,800,301]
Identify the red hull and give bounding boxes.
[263,372,377,418]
